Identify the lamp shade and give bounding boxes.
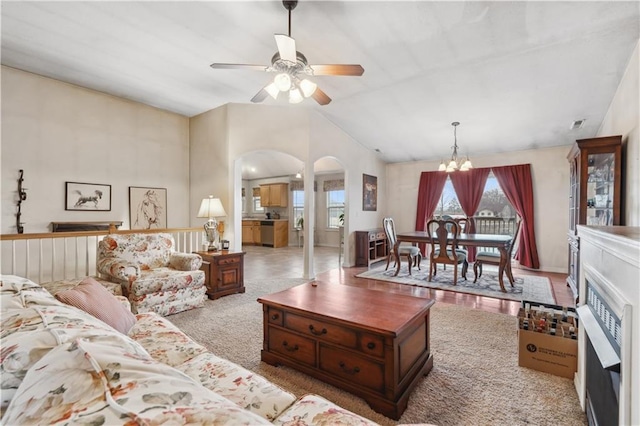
[197,196,226,219]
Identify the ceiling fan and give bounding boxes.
[210,0,364,106]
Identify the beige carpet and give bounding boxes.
[168,278,586,426]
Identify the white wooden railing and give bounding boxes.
[0,227,205,284]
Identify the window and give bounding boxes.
[434,177,463,218]
[253,197,264,212]
[292,190,304,228]
[475,172,516,235]
[327,189,344,228]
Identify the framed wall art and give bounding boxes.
[129,186,167,229]
[65,182,111,211]
[363,174,378,211]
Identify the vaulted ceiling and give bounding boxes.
[2,1,638,170]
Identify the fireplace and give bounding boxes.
[575,226,638,426]
[579,282,621,426]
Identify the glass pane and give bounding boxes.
[435,177,463,217]
[586,153,615,226]
[475,172,517,235]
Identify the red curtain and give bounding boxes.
[415,171,448,254]
[492,164,540,269]
[450,168,490,262]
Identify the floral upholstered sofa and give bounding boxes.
[97,233,206,315]
[0,275,380,425]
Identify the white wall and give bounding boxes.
[1,67,191,234]
[597,39,640,226]
[386,145,571,273]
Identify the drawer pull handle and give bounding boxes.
[367,342,376,350]
[282,341,299,352]
[308,325,327,335]
[271,313,280,321]
[338,361,360,375]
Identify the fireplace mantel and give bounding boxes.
[575,225,639,426]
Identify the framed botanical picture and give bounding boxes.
[129,186,167,229]
[363,174,377,211]
[65,182,111,211]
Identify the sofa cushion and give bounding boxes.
[3,334,270,425]
[130,285,206,315]
[128,312,209,366]
[40,276,123,296]
[55,277,137,334]
[177,352,297,421]
[273,394,380,426]
[123,267,205,296]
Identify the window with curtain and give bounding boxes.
[292,190,304,227]
[252,187,263,212]
[476,171,517,235]
[434,177,463,218]
[324,179,345,229]
[327,189,344,228]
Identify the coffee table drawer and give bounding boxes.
[319,345,384,392]
[268,327,316,367]
[267,308,284,326]
[285,313,357,348]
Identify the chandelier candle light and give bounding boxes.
[439,122,473,172]
[197,196,227,251]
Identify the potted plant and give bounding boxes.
[296,216,304,230]
[338,213,344,226]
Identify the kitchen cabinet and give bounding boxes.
[242,220,262,245]
[260,183,289,207]
[566,135,622,302]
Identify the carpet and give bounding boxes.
[356,263,556,304]
[168,277,585,426]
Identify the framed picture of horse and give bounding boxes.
[129,186,167,229]
[65,182,111,211]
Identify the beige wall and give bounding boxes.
[598,40,640,226]
[386,145,571,273]
[1,67,191,234]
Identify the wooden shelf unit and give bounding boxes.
[355,229,389,267]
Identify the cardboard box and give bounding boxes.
[517,305,578,378]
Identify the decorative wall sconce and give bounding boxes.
[16,169,27,234]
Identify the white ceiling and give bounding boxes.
[2,1,638,174]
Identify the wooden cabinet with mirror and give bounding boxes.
[566,135,622,301]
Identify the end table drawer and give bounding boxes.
[216,255,240,266]
[319,345,384,392]
[285,314,357,348]
[268,327,316,367]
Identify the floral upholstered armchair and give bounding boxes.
[97,233,206,315]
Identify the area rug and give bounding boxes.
[169,277,585,426]
[356,263,556,304]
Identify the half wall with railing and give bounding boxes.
[1,227,205,284]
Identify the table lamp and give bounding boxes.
[197,196,226,251]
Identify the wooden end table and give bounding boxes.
[258,282,434,420]
[194,250,245,299]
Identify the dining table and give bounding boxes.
[393,231,514,292]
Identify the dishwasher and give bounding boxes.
[260,221,274,247]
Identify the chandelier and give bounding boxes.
[438,121,473,172]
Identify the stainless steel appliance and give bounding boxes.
[261,221,274,247]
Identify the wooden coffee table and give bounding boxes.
[258,282,434,420]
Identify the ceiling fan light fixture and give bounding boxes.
[274,73,292,91]
[265,82,279,99]
[299,79,317,97]
[289,87,304,104]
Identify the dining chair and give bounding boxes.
[426,219,468,285]
[430,217,469,272]
[383,217,421,275]
[473,219,521,284]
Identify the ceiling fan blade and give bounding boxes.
[251,87,270,103]
[311,87,331,105]
[310,64,364,76]
[210,63,268,71]
[274,34,297,63]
